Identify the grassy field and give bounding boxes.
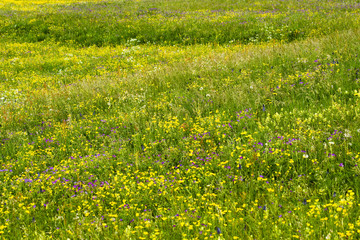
[1,0,360,239]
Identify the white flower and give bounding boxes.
[199,87,203,91]
[326,233,331,239]
[344,130,351,138]
[328,142,334,145]
[206,94,211,97]
[303,154,309,158]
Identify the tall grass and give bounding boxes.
[1,0,360,239]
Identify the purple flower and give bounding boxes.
[339,163,344,167]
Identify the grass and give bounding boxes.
[1,0,360,239]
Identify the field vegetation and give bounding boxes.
[1,0,360,239]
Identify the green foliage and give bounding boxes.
[1,0,359,46]
[1,0,360,239]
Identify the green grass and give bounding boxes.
[1,0,360,239]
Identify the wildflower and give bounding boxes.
[344,130,351,138]
[339,163,344,167]
[215,227,221,234]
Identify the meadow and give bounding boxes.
[1,0,360,239]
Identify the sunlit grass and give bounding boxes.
[1,0,360,239]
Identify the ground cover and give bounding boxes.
[1,0,360,239]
